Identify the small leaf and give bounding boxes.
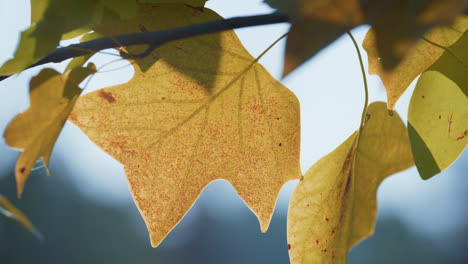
[4,64,96,197]
[408,33,468,180]
[364,16,468,110]
[70,3,301,248]
[288,102,413,264]
[0,194,41,238]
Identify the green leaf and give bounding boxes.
[0,0,137,76]
[408,34,468,180]
[4,64,96,196]
[288,102,414,264]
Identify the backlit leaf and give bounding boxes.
[4,64,96,197]
[288,102,413,264]
[408,33,468,179]
[70,4,301,247]
[364,16,468,110]
[265,0,468,76]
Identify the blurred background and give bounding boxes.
[0,0,466,263]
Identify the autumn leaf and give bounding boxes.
[287,102,413,264]
[408,33,468,180]
[4,64,96,197]
[265,0,468,76]
[0,0,137,76]
[0,194,41,238]
[364,16,468,110]
[69,4,301,247]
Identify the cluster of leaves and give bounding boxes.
[1,0,467,263]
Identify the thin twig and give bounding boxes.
[0,13,289,82]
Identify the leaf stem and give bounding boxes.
[346,31,369,133]
[0,13,289,82]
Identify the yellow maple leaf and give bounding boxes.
[69,4,301,247]
[287,102,414,264]
[4,64,96,197]
[364,16,468,110]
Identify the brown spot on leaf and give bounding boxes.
[322,249,327,253]
[325,217,329,222]
[69,112,78,122]
[331,228,336,234]
[161,97,166,100]
[288,244,291,250]
[19,168,25,174]
[421,95,425,99]
[276,117,280,120]
[457,130,467,140]
[278,143,282,147]
[316,239,319,244]
[138,24,147,32]
[448,112,454,135]
[438,114,442,120]
[99,90,116,103]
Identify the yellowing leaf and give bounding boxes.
[4,64,96,197]
[364,16,468,110]
[408,34,468,180]
[0,194,41,238]
[0,0,137,76]
[69,4,301,247]
[288,102,413,264]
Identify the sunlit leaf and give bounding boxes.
[70,3,301,247]
[364,16,468,110]
[408,34,468,180]
[4,64,96,197]
[288,102,413,264]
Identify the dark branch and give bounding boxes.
[0,13,289,82]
